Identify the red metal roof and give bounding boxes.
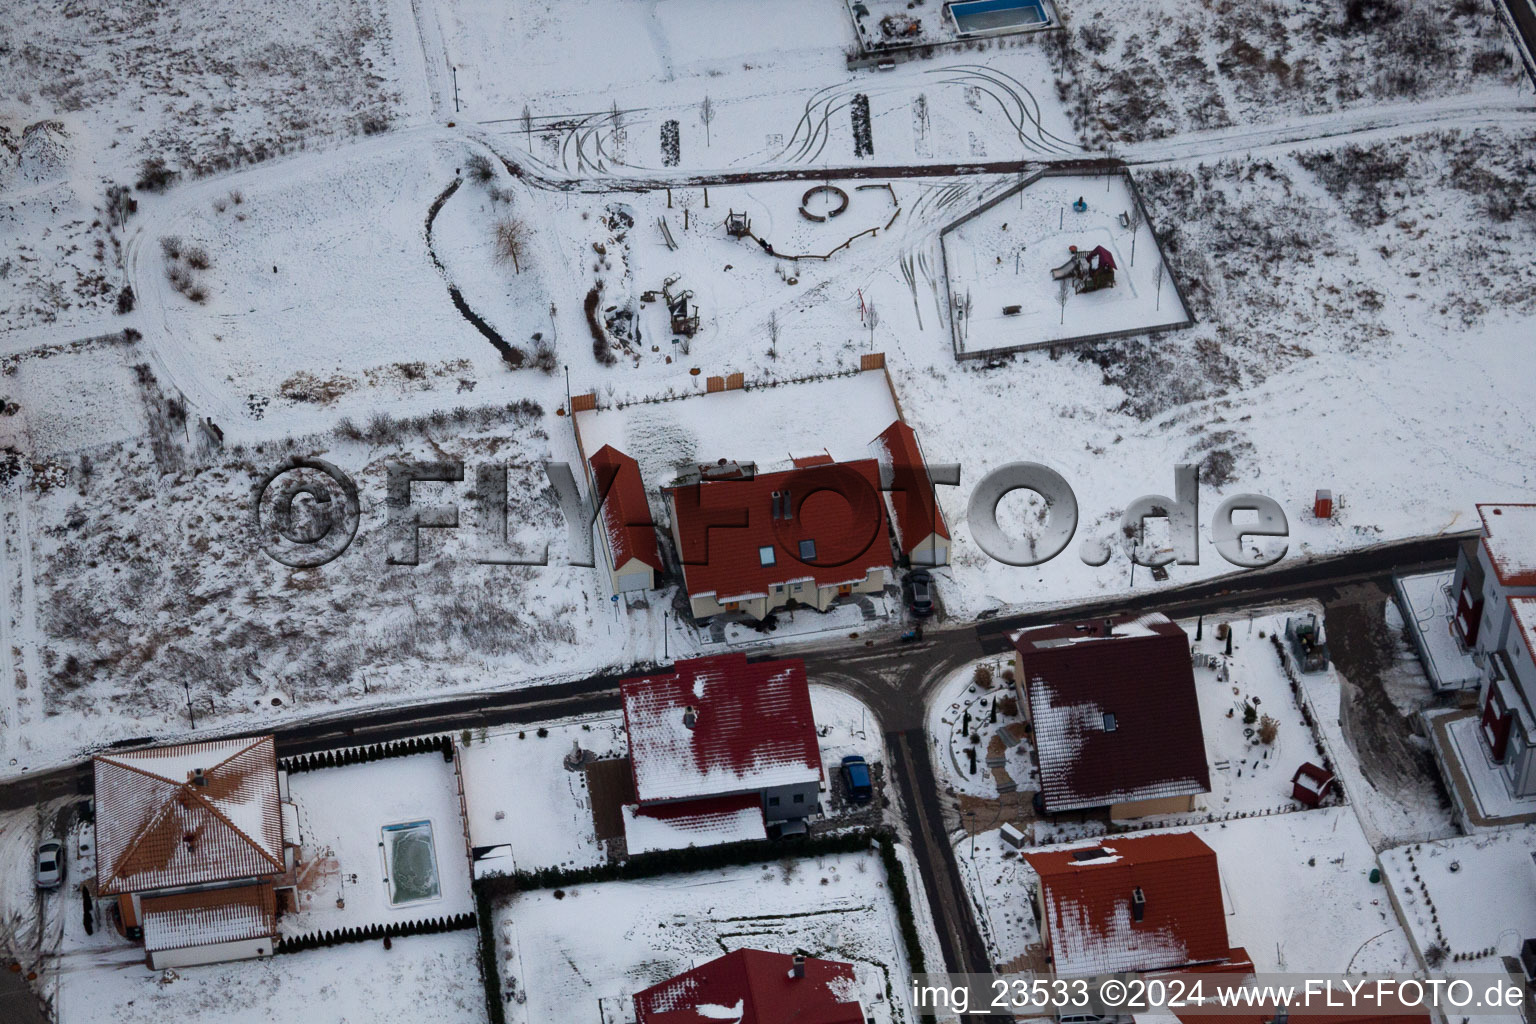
[873,421,949,556]
[1478,503,1536,587]
[1014,613,1210,813]
[634,949,864,1024]
[141,883,277,954]
[621,654,822,805]
[94,736,285,896]
[1025,832,1238,976]
[668,460,889,602]
[590,444,662,573]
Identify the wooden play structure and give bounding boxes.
[662,274,699,337]
[1050,244,1116,294]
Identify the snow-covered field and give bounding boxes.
[55,931,485,1024]
[493,851,914,1024]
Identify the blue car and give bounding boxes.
[841,755,873,803]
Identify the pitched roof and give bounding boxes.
[668,460,889,602]
[621,654,822,804]
[1511,597,1536,665]
[634,949,864,1024]
[622,793,768,855]
[872,420,949,554]
[1014,613,1210,813]
[94,736,285,896]
[141,883,277,954]
[1024,832,1238,975]
[590,444,662,573]
[1478,504,1536,587]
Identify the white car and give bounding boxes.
[35,839,64,890]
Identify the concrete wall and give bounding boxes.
[147,936,273,971]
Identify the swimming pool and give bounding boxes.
[382,819,443,906]
[947,0,1050,36]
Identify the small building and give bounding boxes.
[589,444,663,596]
[1023,832,1251,976]
[634,948,864,1024]
[94,736,293,969]
[1012,613,1210,818]
[667,458,891,621]
[621,654,822,830]
[872,420,950,567]
[1290,761,1336,807]
[1451,503,1536,651]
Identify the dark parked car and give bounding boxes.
[36,839,64,889]
[907,569,934,617]
[841,754,873,803]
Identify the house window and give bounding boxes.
[758,545,776,567]
[768,796,780,807]
[1103,712,1117,732]
[792,793,805,804]
[799,539,817,561]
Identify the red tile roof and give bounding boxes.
[590,445,662,573]
[95,736,285,896]
[621,655,822,805]
[1014,613,1210,813]
[141,883,277,953]
[873,421,949,555]
[668,460,889,603]
[1025,832,1239,976]
[634,949,864,1024]
[623,793,768,854]
[1479,504,1536,587]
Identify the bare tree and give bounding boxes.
[520,103,534,151]
[699,95,715,148]
[1058,275,1070,324]
[1127,201,1143,266]
[866,301,879,349]
[495,218,531,273]
[1153,259,1165,311]
[767,309,780,359]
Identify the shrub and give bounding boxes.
[184,246,211,270]
[116,286,135,314]
[159,235,184,260]
[137,157,178,193]
[1257,714,1279,744]
[585,286,616,365]
[973,664,993,688]
[465,153,495,184]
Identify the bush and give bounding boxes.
[973,664,993,688]
[465,153,495,185]
[1257,714,1279,744]
[159,235,183,260]
[585,286,616,365]
[137,157,178,193]
[184,246,211,270]
[116,286,135,314]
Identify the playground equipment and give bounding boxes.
[1071,195,1088,213]
[724,210,751,238]
[662,274,699,337]
[798,185,849,222]
[1049,244,1116,294]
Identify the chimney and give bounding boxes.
[790,954,806,979]
[782,488,792,522]
[189,768,208,787]
[1103,618,1115,637]
[683,706,697,729]
[770,491,783,520]
[1131,887,1145,922]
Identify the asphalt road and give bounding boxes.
[0,531,1472,1004]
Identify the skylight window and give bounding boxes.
[798,539,817,561]
[1103,712,1117,732]
[758,545,776,567]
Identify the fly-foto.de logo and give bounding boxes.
[253,458,1291,572]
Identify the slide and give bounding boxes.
[1050,256,1079,280]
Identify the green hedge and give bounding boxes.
[280,734,453,773]
[875,832,925,974]
[275,911,475,953]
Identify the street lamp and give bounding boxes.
[183,681,196,729]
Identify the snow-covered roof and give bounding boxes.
[1478,504,1536,587]
[622,794,767,855]
[590,444,663,574]
[1014,614,1210,812]
[871,420,949,556]
[1511,597,1536,664]
[1024,832,1242,976]
[621,654,822,805]
[633,948,863,1024]
[94,736,285,895]
[141,883,277,953]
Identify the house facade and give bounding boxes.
[1451,504,1536,798]
[620,654,823,829]
[93,735,295,969]
[668,459,891,621]
[588,444,663,595]
[1013,613,1210,818]
[634,948,864,1024]
[1024,832,1251,976]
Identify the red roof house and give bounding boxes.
[873,420,949,567]
[667,459,892,621]
[589,444,662,595]
[93,736,288,968]
[1013,613,1210,817]
[620,654,822,826]
[634,949,864,1024]
[1024,832,1249,976]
